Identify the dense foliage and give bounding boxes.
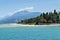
[17,10,60,25]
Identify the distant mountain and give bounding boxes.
[0,10,41,24]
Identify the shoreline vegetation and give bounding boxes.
[17,10,60,25]
[0,10,60,28]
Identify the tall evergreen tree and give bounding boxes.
[54,9,57,15]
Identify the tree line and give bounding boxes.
[17,10,60,25]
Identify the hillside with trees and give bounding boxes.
[17,10,60,25]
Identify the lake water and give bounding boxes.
[0,26,60,40]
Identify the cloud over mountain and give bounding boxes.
[14,7,34,13]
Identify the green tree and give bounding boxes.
[54,9,57,15]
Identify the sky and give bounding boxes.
[0,0,60,19]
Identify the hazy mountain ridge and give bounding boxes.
[0,10,41,24]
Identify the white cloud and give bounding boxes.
[5,7,34,16]
[0,7,34,19]
[15,7,34,13]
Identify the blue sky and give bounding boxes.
[0,0,60,19]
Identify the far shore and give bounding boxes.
[0,23,60,28]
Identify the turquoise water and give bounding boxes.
[0,26,60,40]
